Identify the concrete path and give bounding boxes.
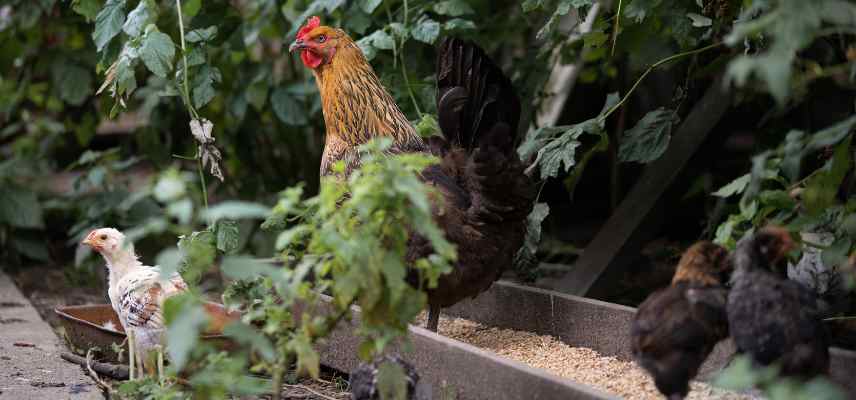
[0,271,101,399]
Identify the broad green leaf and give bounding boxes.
[822,237,852,268]
[358,0,382,13]
[122,0,154,38]
[139,28,175,78]
[220,256,279,280]
[153,171,187,202]
[202,201,270,221]
[521,0,546,12]
[357,30,394,60]
[223,323,276,362]
[712,174,750,198]
[618,108,678,164]
[781,130,805,182]
[215,220,240,254]
[177,230,216,281]
[181,0,201,19]
[192,65,221,108]
[155,247,182,277]
[411,18,440,44]
[53,63,93,106]
[686,12,712,27]
[271,87,308,126]
[806,115,856,151]
[92,0,125,51]
[804,137,852,214]
[290,335,320,378]
[164,296,209,370]
[10,237,50,262]
[72,0,102,22]
[521,203,549,255]
[377,360,408,400]
[433,0,474,16]
[444,18,476,31]
[166,198,193,225]
[414,113,439,138]
[186,26,217,43]
[0,185,44,228]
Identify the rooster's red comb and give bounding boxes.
[297,16,321,40]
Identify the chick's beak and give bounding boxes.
[82,231,99,249]
[289,39,306,53]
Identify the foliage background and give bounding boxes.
[1,0,855,397]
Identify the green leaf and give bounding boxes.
[139,28,175,78]
[290,334,320,378]
[122,0,154,38]
[53,63,93,106]
[72,0,102,22]
[181,0,201,19]
[781,130,805,182]
[377,360,408,400]
[221,256,279,280]
[356,30,395,61]
[271,87,308,126]
[92,0,125,51]
[186,26,217,43]
[414,113,439,138]
[202,201,270,221]
[806,115,856,151]
[433,0,474,16]
[618,108,678,164]
[192,65,221,109]
[358,0,382,13]
[804,137,852,214]
[10,237,50,262]
[0,185,44,229]
[411,18,440,44]
[223,323,276,362]
[164,296,209,370]
[686,12,712,27]
[215,220,240,254]
[444,18,476,31]
[822,237,852,268]
[177,230,216,281]
[522,0,546,13]
[153,171,187,202]
[166,198,193,225]
[712,174,751,198]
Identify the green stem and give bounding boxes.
[197,154,209,214]
[602,42,723,120]
[175,0,198,120]
[399,0,422,117]
[611,0,622,57]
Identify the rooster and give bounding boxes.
[289,17,535,331]
[631,241,732,400]
[82,227,188,380]
[727,226,830,379]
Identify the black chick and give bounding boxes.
[727,226,830,379]
[350,355,419,400]
[631,241,732,400]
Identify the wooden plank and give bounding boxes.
[549,76,732,296]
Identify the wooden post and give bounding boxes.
[550,76,732,296]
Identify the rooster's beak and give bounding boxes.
[289,39,306,53]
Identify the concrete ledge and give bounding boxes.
[0,271,101,399]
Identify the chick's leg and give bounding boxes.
[128,330,135,380]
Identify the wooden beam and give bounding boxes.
[550,75,732,296]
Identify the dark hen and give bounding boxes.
[292,17,535,332]
[727,226,830,379]
[409,38,535,331]
[631,241,732,400]
[349,355,419,400]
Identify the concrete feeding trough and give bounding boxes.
[316,280,856,400]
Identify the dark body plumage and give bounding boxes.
[727,226,830,378]
[296,22,535,332]
[631,241,732,400]
[349,355,419,400]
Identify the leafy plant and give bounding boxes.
[715,355,846,400]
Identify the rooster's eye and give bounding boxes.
[316,35,326,43]
[100,234,107,240]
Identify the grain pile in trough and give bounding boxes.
[417,314,751,400]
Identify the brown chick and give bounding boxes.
[727,226,830,379]
[631,241,732,400]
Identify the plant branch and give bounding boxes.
[602,42,724,120]
[175,0,198,120]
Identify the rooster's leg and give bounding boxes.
[426,305,440,332]
[128,330,135,380]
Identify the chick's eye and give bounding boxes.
[316,35,326,43]
[100,235,107,240]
